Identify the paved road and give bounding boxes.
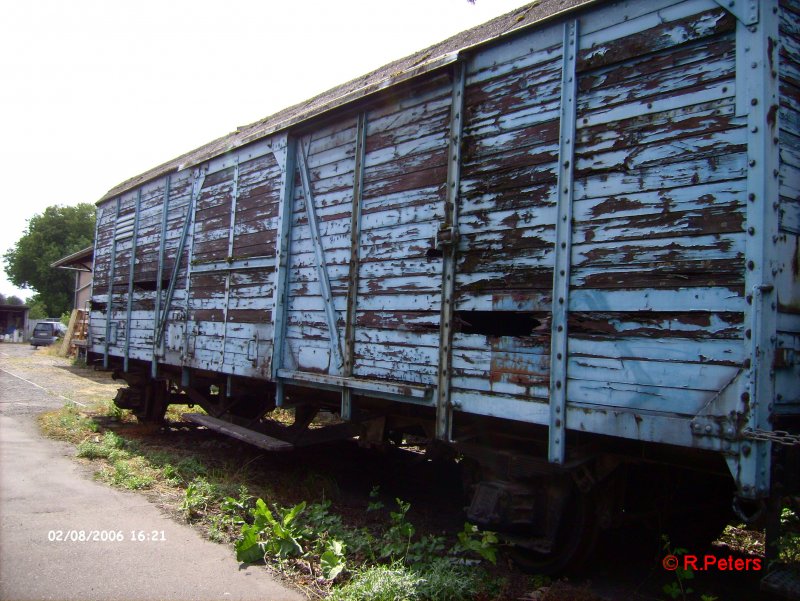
[0,344,303,601]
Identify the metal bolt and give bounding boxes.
[749,159,756,167]
[748,193,756,201]
[751,98,758,106]
[748,227,755,235]
[742,391,750,402]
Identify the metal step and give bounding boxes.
[183,413,294,452]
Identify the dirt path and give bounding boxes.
[0,343,303,601]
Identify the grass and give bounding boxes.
[38,376,787,601]
[37,398,515,599]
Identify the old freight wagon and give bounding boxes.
[90,0,800,569]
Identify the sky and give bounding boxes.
[0,0,528,299]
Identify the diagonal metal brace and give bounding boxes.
[155,168,206,348]
[297,140,344,374]
[711,0,758,25]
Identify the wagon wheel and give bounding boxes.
[511,485,598,574]
[131,380,168,423]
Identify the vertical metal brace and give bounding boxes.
[89,204,101,350]
[297,139,345,375]
[270,134,297,406]
[103,197,122,368]
[123,189,142,372]
[342,112,368,421]
[219,159,240,369]
[735,0,780,499]
[155,168,206,349]
[151,175,171,378]
[549,20,579,464]
[435,60,466,441]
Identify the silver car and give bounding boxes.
[30,322,66,347]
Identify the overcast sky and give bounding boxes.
[0,0,527,299]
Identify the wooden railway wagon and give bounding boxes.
[90,0,800,569]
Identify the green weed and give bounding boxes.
[328,563,422,601]
[778,506,800,564]
[181,477,219,520]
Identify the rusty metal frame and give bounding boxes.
[270,134,297,406]
[549,20,579,464]
[155,168,206,350]
[342,112,368,420]
[151,175,171,378]
[103,196,121,368]
[297,138,344,375]
[219,158,240,369]
[436,60,466,441]
[123,188,142,372]
[733,0,781,499]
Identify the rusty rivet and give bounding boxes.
[747,260,755,270]
[555,406,561,414]
[557,353,562,360]
[556,381,562,389]
[746,294,753,304]
[557,325,563,332]
[561,242,566,249]
[748,227,755,235]
[564,160,570,168]
[743,358,751,369]
[560,270,565,276]
[751,98,758,106]
[749,159,756,167]
[559,297,564,304]
[745,328,752,339]
[555,418,562,427]
[748,193,756,201]
[742,391,750,403]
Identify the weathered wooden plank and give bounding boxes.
[578,6,733,71]
[566,379,717,416]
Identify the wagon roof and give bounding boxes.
[99,0,595,203]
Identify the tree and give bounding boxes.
[6,295,24,305]
[3,204,95,317]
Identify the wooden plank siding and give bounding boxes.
[88,0,798,452]
[565,2,745,417]
[777,0,800,409]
